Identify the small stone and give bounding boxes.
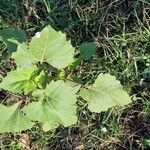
[101,126,108,133]
[122,42,127,46]
[35,32,41,38]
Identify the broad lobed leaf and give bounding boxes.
[0,66,45,95]
[0,103,33,133]
[12,26,75,69]
[80,74,131,112]
[23,80,78,131]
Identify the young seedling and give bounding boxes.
[0,26,131,133]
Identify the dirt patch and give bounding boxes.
[121,102,150,150]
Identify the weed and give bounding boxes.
[0,0,150,149]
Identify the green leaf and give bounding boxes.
[0,29,26,53]
[12,26,75,69]
[0,66,45,95]
[23,80,77,131]
[79,42,97,61]
[68,59,81,70]
[80,74,131,112]
[57,69,66,80]
[143,139,150,147]
[0,103,33,133]
[42,122,58,132]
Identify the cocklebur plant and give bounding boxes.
[0,26,131,133]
